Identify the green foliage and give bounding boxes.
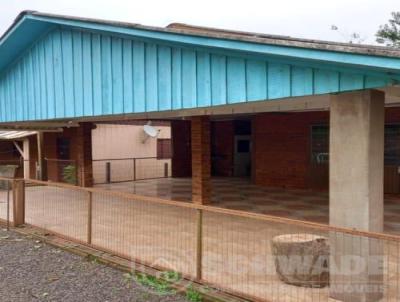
[85,254,99,264]
[376,12,400,47]
[133,272,176,295]
[62,164,77,185]
[159,271,182,283]
[124,270,203,300]
[186,285,203,302]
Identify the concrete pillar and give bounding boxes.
[12,179,25,227]
[191,116,211,204]
[329,89,384,302]
[36,132,47,181]
[76,123,94,187]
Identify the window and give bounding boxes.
[310,124,400,166]
[237,139,250,153]
[311,125,329,164]
[385,124,400,165]
[157,139,172,159]
[57,138,70,160]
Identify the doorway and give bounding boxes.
[56,138,71,182]
[234,135,251,177]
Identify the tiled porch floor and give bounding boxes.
[97,177,400,234]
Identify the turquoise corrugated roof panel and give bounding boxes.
[0,12,399,122]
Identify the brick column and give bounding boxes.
[191,116,211,204]
[76,123,94,187]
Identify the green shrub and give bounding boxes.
[62,164,77,184]
[186,285,203,302]
[134,272,175,295]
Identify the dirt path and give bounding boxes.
[0,229,188,302]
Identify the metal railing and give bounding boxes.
[4,177,400,301]
[92,157,171,184]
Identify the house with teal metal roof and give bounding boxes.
[1,11,400,302]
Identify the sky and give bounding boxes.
[0,0,398,45]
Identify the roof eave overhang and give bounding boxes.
[27,14,400,73]
[1,12,400,78]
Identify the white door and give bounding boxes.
[234,135,251,177]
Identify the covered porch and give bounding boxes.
[96,177,400,235]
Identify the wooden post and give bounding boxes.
[36,132,47,181]
[12,179,25,227]
[87,191,93,244]
[196,209,203,280]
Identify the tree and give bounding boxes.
[330,25,365,44]
[376,12,400,47]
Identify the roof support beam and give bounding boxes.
[12,141,24,158]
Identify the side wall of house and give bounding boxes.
[253,111,329,189]
[253,107,400,190]
[92,123,171,159]
[91,123,172,183]
[211,121,234,177]
[171,120,236,178]
[171,120,192,177]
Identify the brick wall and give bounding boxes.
[172,120,236,177]
[171,120,192,177]
[171,107,400,191]
[253,107,400,190]
[75,123,94,187]
[253,111,329,189]
[385,107,400,122]
[43,123,94,186]
[211,121,234,177]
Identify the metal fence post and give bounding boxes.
[87,191,93,245]
[164,162,168,178]
[74,160,79,186]
[196,209,203,280]
[133,158,136,181]
[12,179,25,227]
[6,180,10,230]
[106,162,111,183]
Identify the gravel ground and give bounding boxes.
[0,229,188,302]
